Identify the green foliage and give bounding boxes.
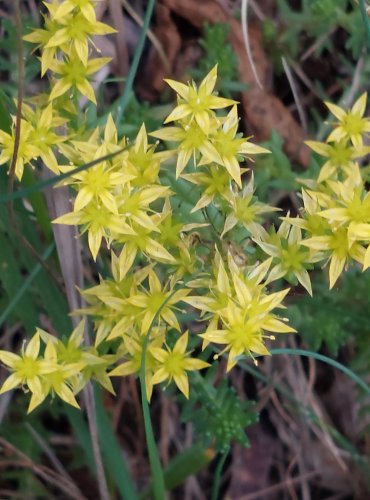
[287,268,370,355]
[0,17,39,97]
[254,131,297,200]
[183,372,258,453]
[194,23,248,95]
[263,0,365,64]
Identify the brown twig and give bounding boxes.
[0,437,85,500]
[26,423,86,499]
[6,0,64,291]
[236,471,318,500]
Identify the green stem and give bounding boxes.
[0,243,54,329]
[270,348,370,397]
[211,449,229,500]
[115,0,156,123]
[359,0,370,50]
[139,292,179,500]
[0,149,125,204]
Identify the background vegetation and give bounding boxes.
[1,0,370,498]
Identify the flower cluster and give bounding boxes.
[0,322,114,413]
[252,94,370,292]
[1,0,369,413]
[0,0,114,180]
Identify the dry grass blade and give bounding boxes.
[109,0,129,77]
[282,56,307,133]
[25,422,86,499]
[42,173,109,500]
[0,437,86,500]
[121,0,171,73]
[241,0,263,89]
[42,174,84,318]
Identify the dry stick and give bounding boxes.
[109,0,129,77]
[241,0,264,89]
[6,0,64,291]
[120,0,171,73]
[300,27,337,62]
[287,59,323,100]
[25,423,86,500]
[0,438,85,500]
[8,3,109,499]
[83,383,111,500]
[236,471,318,500]
[282,56,308,133]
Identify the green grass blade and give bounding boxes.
[0,230,39,331]
[270,348,370,397]
[211,449,229,500]
[0,243,54,328]
[94,385,138,500]
[139,293,179,499]
[140,443,214,498]
[0,148,125,203]
[114,0,156,123]
[359,0,370,50]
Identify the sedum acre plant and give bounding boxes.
[0,0,370,425]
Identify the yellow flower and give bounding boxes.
[254,219,321,296]
[53,202,136,260]
[305,139,367,183]
[126,268,190,334]
[78,247,146,346]
[41,341,82,409]
[302,226,366,288]
[123,124,169,186]
[109,327,166,400]
[0,333,54,413]
[285,188,331,236]
[150,332,210,398]
[49,52,111,104]
[115,221,177,264]
[150,120,216,178]
[186,253,294,370]
[52,0,98,23]
[203,106,270,187]
[222,175,279,238]
[182,164,235,212]
[23,2,62,75]
[325,93,370,148]
[164,65,236,135]
[60,161,130,214]
[202,299,293,372]
[45,11,116,66]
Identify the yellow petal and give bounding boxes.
[305,141,330,157]
[56,383,80,409]
[27,392,47,414]
[26,332,40,359]
[0,351,20,368]
[49,78,71,101]
[174,332,188,354]
[151,367,168,385]
[262,318,295,333]
[164,79,190,100]
[74,187,93,212]
[363,244,370,270]
[88,229,103,261]
[352,92,367,116]
[174,373,189,398]
[325,102,346,120]
[329,253,346,288]
[164,104,192,124]
[76,80,96,105]
[200,65,217,95]
[0,373,22,394]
